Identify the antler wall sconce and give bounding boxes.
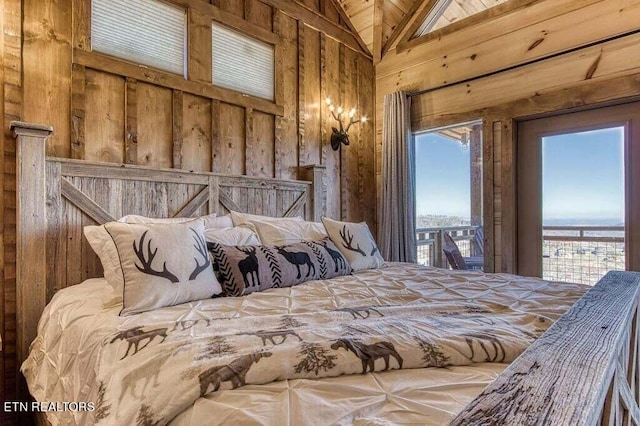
[325,98,367,151]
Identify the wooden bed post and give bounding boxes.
[11,121,53,369]
[301,164,326,222]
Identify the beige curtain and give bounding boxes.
[379,92,416,262]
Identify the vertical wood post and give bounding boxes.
[208,176,220,215]
[11,121,53,371]
[301,164,326,222]
[470,124,483,227]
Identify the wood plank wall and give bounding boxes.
[0,0,375,412]
[376,0,640,274]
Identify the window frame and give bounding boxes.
[210,20,277,102]
[90,0,189,77]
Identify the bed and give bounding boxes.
[11,121,640,425]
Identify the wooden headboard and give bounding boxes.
[11,121,325,368]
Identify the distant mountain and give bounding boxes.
[417,215,471,228]
[543,217,624,226]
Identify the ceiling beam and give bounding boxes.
[382,0,428,55]
[328,0,372,55]
[373,0,384,63]
[397,0,538,53]
[397,0,441,49]
[261,0,372,58]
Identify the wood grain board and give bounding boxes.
[452,271,640,425]
[84,70,125,163]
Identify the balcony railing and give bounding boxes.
[416,226,480,268]
[416,225,625,285]
[542,225,624,285]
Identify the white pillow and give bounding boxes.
[204,226,260,246]
[119,213,229,229]
[321,217,384,271]
[85,216,222,299]
[104,221,222,315]
[207,214,233,229]
[249,218,327,246]
[230,211,304,226]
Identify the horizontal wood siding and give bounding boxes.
[1,0,375,409]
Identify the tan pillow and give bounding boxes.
[204,226,260,246]
[84,225,125,293]
[104,221,222,315]
[119,213,226,229]
[230,211,304,226]
[247,219,326,246]
[321,217,384,271]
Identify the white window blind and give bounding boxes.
[212,24,274,101]
[92,0,186,76]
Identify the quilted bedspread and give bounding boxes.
[23,263,588,425]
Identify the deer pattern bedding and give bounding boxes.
[22,263,588,426]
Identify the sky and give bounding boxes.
[542,127,624,224]
[415,126,625,224]
[415,133,471,218]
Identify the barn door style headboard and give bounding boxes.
[11,121,324,369]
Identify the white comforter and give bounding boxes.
[23,263,587,425]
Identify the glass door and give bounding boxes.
[517,102,640,284]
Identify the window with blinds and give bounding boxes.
[91,0,187,76]
[212,24,275,101]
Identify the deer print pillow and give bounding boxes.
[321,217,384,271]
[104,221,222,316]
[208,238,352,296]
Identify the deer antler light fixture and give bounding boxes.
[325,98,367,151]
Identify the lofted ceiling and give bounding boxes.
[336,0,415,56]
[335,0,509,58]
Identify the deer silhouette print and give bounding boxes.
[331,338,403,373]
[319,241,348,271]
[339,226,366,257]
[109,326,168,360]
[198,351,273,396]
[335,306,383,320]
[340,226,379,258]
[119,350,173,403]
[189,228,211,280]
[133,231,179,283]
[239,329,303,346]
[238,247,261,289]
[462,331,506,362]
[276,247,315,279]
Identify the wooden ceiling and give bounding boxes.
[416,0,509,36]
[335,0,509,59]
[335,0,415,56]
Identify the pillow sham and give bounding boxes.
[249,218,327,246]
[230,211,303,226]
[119,213,230,229]
[208,237,351,296]
[104,221,222,315]
[204,226,260,246]
[85,214,232,296]
[321,217,384,271]
[84,224,123,295]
